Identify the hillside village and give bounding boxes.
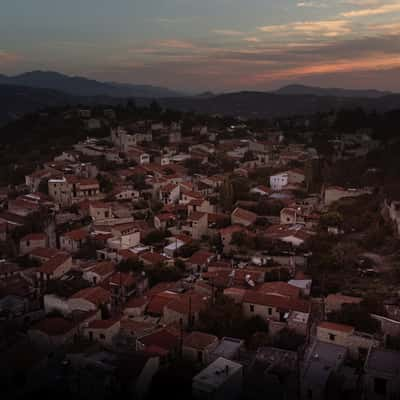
[1,105,400,399]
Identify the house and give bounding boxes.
[107,272,138,303]
[68,286,112,313]
[219,225,245,247]
[36,253,73,282]
[83,261,116,285]
[19,233,48,255]
[210,337,244,361]
[139,251,167,267]
[60,228,90,253]
[242,290,310,336]
[126,147,150,165]
[159,183,180,205]
[30,247,60,263]
[325,293,363,315]
[138,327,181,359]
[280,207,302,225]
[231,207,257,227]
[301,340,348,400]
[89,202,113,221]
[363,348,400,400]
[317,321,378,360]
[183,331,219,365]
[154,213,177,231]
[85,318,121,346]
[123,296,149,318]
[163,293,209,328]
[192,357,243,400]
[270,173,289,191]
[28,317,78,349]
[250,185,271,197]
[257,281,301,300]
[183,212,208,240]
[323,186,371,207]
[48,176,101,207]
[187,250,215,273]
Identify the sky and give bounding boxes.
[1,0,400,92]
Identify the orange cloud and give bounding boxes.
[0,50,21,65]
[259,20,351,37]
[252,54,400,82]
[342,2,400,17]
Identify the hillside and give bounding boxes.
[0,71,184,98]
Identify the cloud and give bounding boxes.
[340,0,381,5]
[0,50,21,65]
[258,20,351,37]
[243,37,261,43]
[297,2,328,8]
[342,2,400,17]
[152,40,196,49]
[212,29,245,36]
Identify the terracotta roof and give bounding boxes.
[29,247,59,260]
[318,321,354,333]
[89,261,115,277]
[219,224,244,236]
[187,211,206,222]
[243,290,310,313]
[37,253,71,274]
[146,291,179,315]
[20,233,47,242]
[108,272,136,287]
[70,286,111,306]
[231,207,257,223]
[188,250,215,266]
[62,228,89,241]
[125,296,149,309]
[140,328,180,352]
[32,317,75,336]
[165,293,208,315]
[87,318,120,330]
[183,331,218,350]
[140,251,167,265]
[258,282,300,299]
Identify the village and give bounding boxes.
[0,106,400,400]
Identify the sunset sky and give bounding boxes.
[1,0,400,92]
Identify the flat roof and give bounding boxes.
[193,357,242,391]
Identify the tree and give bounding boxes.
[97,173,114,193]
[219,178,234,211]
[331,242,361,269]
[117,258,145,273]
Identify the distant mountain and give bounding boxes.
[152,91,400,118]
[275,84,392,99]
[2,83,400,126]
[0,71,184,98]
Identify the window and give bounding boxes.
[250,304,254,312]
[100,334,106,340]
[307,389,312,399]
[268,308,272,315]
[197,351,203,363]
[374,378,387,396]
[329,333,336,341]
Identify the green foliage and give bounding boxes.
[97,173,114,193]
[219,178,234,211]
[198,295,268,341]
[117,258,145,273]
[273,328,305,351]
[328,303,381,334]
[143,230,167,245]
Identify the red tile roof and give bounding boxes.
[70,286,111,306]
[63,228,89,241]
[139,328,180,351]
[32,317,76,336]
[183,331,218,350]
[37,253,71,274]
[318,321,354,333]
[243,290,310,313]
[231,207,257,223]
[258,282,300,299]
[87,318,120,330]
